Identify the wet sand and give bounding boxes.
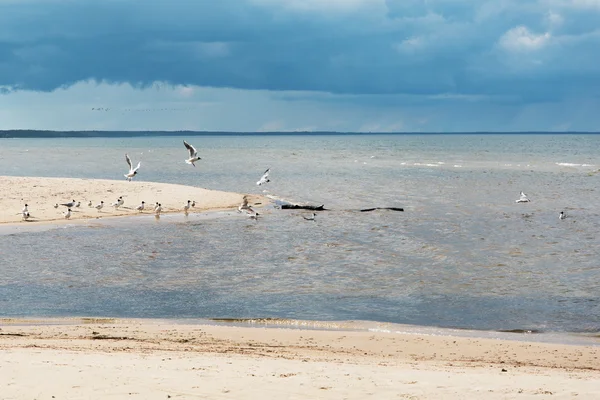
[1,319,598,399]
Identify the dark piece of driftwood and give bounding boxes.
[281,204,326,211]
[359,207,404,212]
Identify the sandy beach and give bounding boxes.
[0,176,266,225]
[0,319,598,399]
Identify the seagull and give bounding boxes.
[21,211,30,221]
[95,201,104,212]
[61,200,77,208]
[246,208,259,220]
[183,140,201,167]
[154,202,159,211]
[303,212,317,221]
[155,203,162,215]
[75,201,81,208]
[124,153,141,181]
[64,208,71,219]
[515,191,531,203]
[559,211,566,220]
[22,204,28,213]
[88,200,93,207]
[53,204,59,209]
[136,201,145,212]
[238,196,250,213]
[183,200,191,213]
[191,200,196,207]
[112,196,124,208]
[256,168,271,186]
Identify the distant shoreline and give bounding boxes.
[1,130,600,138]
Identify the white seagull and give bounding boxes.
[53,204,59,209]
[183,200,191,213]
[256,168,271,186]
[559,211,566,220]
[22,204,29,213]
[183,140,201,167]
[515,191,531,203]
[246,208,259,220]
[21,211,30,221]
[61,199,77,208]
[95,201,104,212]
[136,201,145,212]
[303,212,317,221]
[124,153,141,181]
[64,208,72,219]
[112,196,124,208]
[155,203,162,215]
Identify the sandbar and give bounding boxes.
[0,176,266,225]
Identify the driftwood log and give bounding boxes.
[280,204,326,211]
[359,207,404,212]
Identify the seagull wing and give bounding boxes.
[133,161,141,173]
[262,168,270,179]
[183,140,197,157]
[125,153,132,170]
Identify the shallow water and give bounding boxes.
[1,134,599,335]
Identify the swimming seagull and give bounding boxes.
[246,208,259,220]
[559,211,566,220]
[136,201,145,212]
[256,168,271,186]
[515,191,531,203]
[64,208,71,219]
[95,201,104,212]
[183,140,201,167]
[124,153,141,181]
[61,200,77,208]
[303,212,317,221]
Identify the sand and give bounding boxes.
[0,176,266,225]
[0,319,598,399]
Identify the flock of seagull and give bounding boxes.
[18,140,273,222]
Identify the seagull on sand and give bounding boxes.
[75,201,81,208]
[155,203,162,215]
[61,200,77,208]
[515,191,531,203]
[112,196,124,208]
[88,200,93,207]
[136,201,145,212]
[191,200,196,207]
[183,140,201,167]
[64,208,71,219]
[21,211,30,221]
[303,212,317,221]
[95,201,104,212]
[124,153,141,181]
[53,204,59,209]
[256,168,271,186]
[22,204,28,213]
[183,200,191,213]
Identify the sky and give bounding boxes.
[0,0,599,132]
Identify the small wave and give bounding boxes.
[556,162,596,167]
[413,163,441,167]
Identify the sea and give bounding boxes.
[1,133,599,344]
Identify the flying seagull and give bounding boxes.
[238,196,251,213]
[183,140,201,167]
[124,153,141,181]
[256,168,271,186]
[515,191,531,203]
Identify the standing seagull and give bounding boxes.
[22,204,29,214]
[515,191,531,203]
[183,200,191,213]
[124,153,141,181]
[183,140,201,167]
[61,200,77,208]
[256,168,271,186]
[136,201,145,212]
[155,203,162,215]
[95,201,104,212]
[87,200,93,207]
[64,208,72,219]
[559,211,566,220]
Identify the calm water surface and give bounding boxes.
[1,134,599,337]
